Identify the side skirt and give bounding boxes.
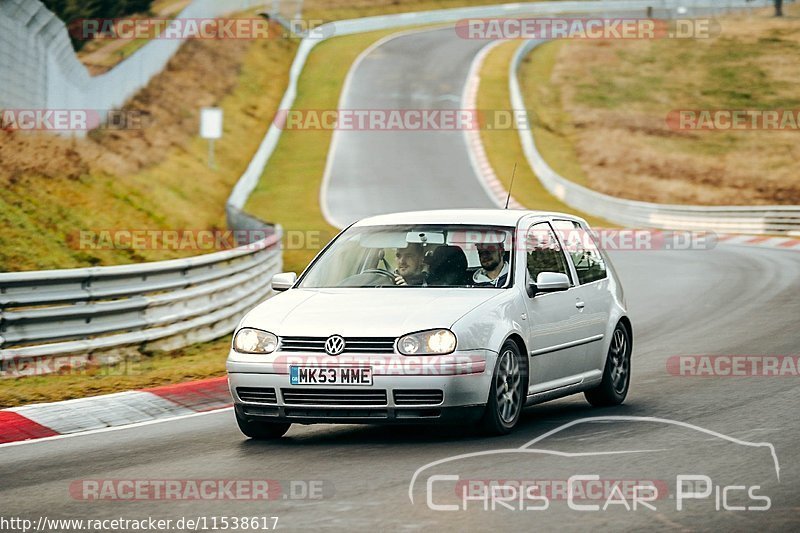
[524,370,603,406]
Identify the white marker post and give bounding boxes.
[200,107,223,169]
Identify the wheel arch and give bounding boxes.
[503,332,530,391]
[617,315,633,352]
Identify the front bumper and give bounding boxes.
[227,350,494,425]
[234,403,485,425]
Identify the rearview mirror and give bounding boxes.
[530,272,570,296]
[271,272,297,292]
[406,231,445,245]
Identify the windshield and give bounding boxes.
[298,224,514,288]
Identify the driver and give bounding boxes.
[394,243,426,286]
[473,241,509,287]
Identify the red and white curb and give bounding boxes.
[0,376,231,445]
[715,234,800,251]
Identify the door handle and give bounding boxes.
[575,300,585,309]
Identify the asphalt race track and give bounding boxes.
[2,245,798,530]
[3,23,800,533]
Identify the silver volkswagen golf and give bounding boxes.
[227,209,632,438]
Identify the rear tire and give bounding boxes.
[585,322,631,407]
[480,340,526,435]
[236,410,291,440]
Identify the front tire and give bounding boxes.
[480,341,526,435]
[236,409,291,440]
[585,322,631,407]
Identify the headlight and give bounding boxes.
[233,328,278,354]
[397,329,456,355]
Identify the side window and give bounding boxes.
[552,220,607,285]
[525,222,571,285]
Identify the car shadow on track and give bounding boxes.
[237,398,644,449]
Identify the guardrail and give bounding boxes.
[507,16,800,235]
[0,223,281,376]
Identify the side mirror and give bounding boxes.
[529,272,570,296]
[271,272,297,292]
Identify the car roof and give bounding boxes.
[351,209,585,227]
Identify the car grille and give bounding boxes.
[281,388,388,406]
[279,336,395,354]
[236,387,277,404]
[393,389,444,406]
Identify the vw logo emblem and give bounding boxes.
[325,335,346,356]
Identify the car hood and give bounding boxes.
[240,288,504,337]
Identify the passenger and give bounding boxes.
[473,242,509,287]
[427,245,468,286]
[394,243,426,286]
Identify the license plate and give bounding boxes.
[290,366,373,386]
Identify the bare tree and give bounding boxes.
[775,0,784,17]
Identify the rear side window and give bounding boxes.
[552,220,607,285]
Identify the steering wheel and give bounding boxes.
[361,268,396,281]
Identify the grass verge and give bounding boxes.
[515,5,800,205]
[1,34,296,271]
[515,39,591,189]
[477,40,610,227]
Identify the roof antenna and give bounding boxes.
[504,163,517,209]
